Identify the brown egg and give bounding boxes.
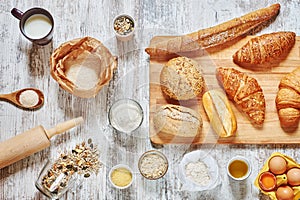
[258,171,276,191]
[287,168,300,186]
[268,156,287,175]
[276,186,294,200]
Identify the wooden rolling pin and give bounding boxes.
[0,117,83,169]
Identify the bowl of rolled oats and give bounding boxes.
[138,150,168,180]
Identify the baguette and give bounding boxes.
[216,67,265,125]
[233,32,296,66]
[153,104,202,137]
[202,90,237,137]
[145,4,280,59]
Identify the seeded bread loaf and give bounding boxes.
[160,57,205,100]
[153,104,202,137]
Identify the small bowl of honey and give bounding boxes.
[227,156,251,181]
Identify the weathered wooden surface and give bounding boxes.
[0,0,299,200]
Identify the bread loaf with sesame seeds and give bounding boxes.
[160,56,205,100]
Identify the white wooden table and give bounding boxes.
[0,0,299,199]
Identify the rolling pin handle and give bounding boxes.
[45,117,84,138]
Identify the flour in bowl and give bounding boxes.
[185,161,211,186]
[66,64,99,90]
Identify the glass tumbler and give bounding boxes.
[108,98,144,133]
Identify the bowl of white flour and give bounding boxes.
[178,150,220,191]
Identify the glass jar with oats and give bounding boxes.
[138,150,168,180]
[35,160,78,199]
[35,141,102,199]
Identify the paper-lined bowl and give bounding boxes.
[50,36,117,98]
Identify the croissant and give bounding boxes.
[216,67,266,125]
[145,3,280,59]
[276,67,300,129]
[233,32,296,66]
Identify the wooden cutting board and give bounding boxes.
[149,35,300,144]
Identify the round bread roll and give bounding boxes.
[160,56,205,100]
[153,104,202,137]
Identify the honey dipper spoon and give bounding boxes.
[0,88,44,109]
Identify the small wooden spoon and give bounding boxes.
[0,88,44,109]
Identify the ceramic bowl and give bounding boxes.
[178,150,220,191]
[138,150,168,180]
[113,14,135,41]
[109,164,133,189]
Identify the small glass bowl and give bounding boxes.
[108,164,134,189]
[35,160,77,199]
[138,150,168,180]
[113,14,135,41]
[108,98,144,133]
